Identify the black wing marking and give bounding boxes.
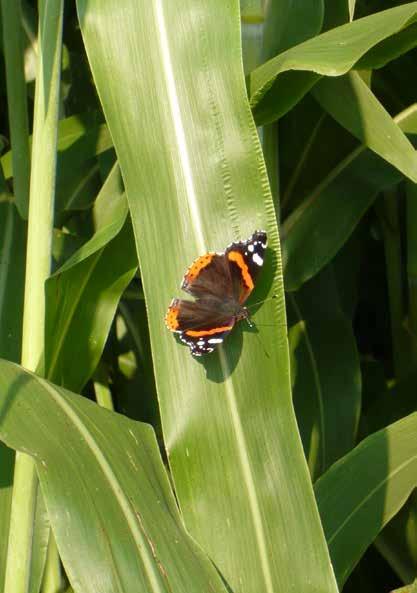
[180,327,234,356]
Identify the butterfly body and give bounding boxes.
[165,230,267,356]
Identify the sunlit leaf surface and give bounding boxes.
[76,0,339,592]
[0,359,229,593]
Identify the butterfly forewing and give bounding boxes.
[181,253,234,300]
[226,231,267,304]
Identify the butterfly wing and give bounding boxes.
[165,230,267,356]
[165,298,234,356]
[225,230,267,304]
[181,252,233,300]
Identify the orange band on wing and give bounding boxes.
[228,251,254,291]
[165,305,180,330]
[185,253,214,282]
[186,325,233,337]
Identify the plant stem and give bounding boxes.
[41,534,62,593]
[4,2,64,592]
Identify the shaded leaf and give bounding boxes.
[0,443,14,593]
[316,413,417,587]
[313,72,417,182]
[288,265,361,481]
[1,0,30,218]
[261,0,324,57]
[282,105,417,291]
[376,491,417,585]
[0,201,26,363]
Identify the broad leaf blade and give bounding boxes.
[316,413,417,587]
[1,0,30,218]
[282,105,417,291]
[76,1,339,592]
[249,3,417,124]
[0,201,26,362]
[0,443,14,593]
[312,72,417,183]
[0,359,229,593]
[45,183,135,392]
[1,113,113,214]
[322,0,351,30]
[288,266,361,481]
[0,190,26,591]
[282,147,400,290]
[261,0,324,57]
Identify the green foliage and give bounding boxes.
[1,1,417,592]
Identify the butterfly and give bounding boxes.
[165,230,267,356]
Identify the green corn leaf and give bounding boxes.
[288,265,361,481]
[282,104,417,291]
[0,113,113,214]
[312,72,417,183]
[45,166,135,392]
[316,412,417,587]
[0,443,14,593]
[248,2,417,124]
[0,359,229,593]
[0,0,30,218]
[76,0,339,592]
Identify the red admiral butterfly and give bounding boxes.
[165,230,267,356]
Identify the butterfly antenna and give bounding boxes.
[245,315,270,358]
[246,294,278,311]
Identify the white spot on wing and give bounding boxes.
[252,253,263,266]
[248,244,254,252]
[208,338,223,344]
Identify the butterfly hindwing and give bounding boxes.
[165,298,234,355]
[179,326,234,356]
